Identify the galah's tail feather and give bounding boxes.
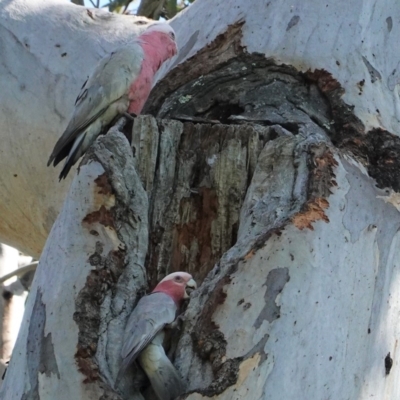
[47,105,108,167]
[149,360,185,400]
[58,132,86,180]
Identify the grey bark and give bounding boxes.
[137,0,166,19]
[1,125,150,399]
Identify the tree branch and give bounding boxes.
[137,0,166,18]
[0,262,38,285]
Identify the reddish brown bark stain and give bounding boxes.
[244,249,255,260]
[171,187,219,281]
[74,250,125,384]
[305,68,342,93]
[195,275,231,338]
[292,147,338,230]
[75,354,99,383]
[82,205,115,228]
[94,173,113,195]
[81,173,115,228]
[292,198,330,230]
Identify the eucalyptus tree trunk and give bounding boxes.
[2,0,400,399]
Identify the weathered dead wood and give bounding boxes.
[148,22,400,196]
[129,98,337,395]
[132,117,272,286]
[1,101,336,399]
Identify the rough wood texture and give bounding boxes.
[133,27,400,397]
[167,0,400,136]
[132,117,271,286]
[145,27,400,397]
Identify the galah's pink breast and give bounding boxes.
[127,30,177,115]
[127,60,153,115]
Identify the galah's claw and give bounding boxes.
[124,112,137,121]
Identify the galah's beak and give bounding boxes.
[184,278,197,299]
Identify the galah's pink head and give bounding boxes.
[152,272,197,306]
[139,22,178,64]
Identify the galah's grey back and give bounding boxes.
[47,42,144,178]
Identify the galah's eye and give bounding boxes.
[175,275,182,282]
[169,31,175,40]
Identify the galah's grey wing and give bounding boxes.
[48,44,143,167]
[119,292,177,375]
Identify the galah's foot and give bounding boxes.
[124,112,137,121]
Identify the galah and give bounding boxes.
[47,22,177,180]
[117,272,197,400]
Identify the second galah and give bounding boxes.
[47,22,177,180]
[117,272,196,400]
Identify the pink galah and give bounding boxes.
[117,272,197,400]
[47,22,177,180]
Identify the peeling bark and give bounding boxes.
[3,0,400,259]
[24,290,59,399]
